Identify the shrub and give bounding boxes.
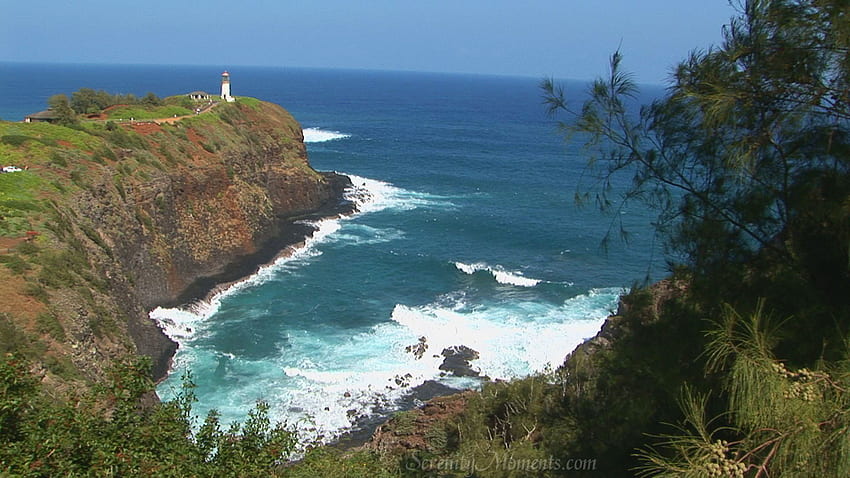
[49,152,68,167]
[1,135,33,147]
[36,312,65,341]
[0,254,31,275]
[23,281,49,303]
[16,241,39,256]
[0,317,32,355]
[0,356,301,476]
[36,249,88,289]
[285,448,397,478]
[391,410,418,435]
[69,169,88,189]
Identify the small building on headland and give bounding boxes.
[188,91,211,101]
[24,109,59,123]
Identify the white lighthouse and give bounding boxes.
[220,71,234,102]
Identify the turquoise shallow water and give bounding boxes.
[1,64,660,443]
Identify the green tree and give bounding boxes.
[70,87,118,114]
[47,94,77,126]
[141,92,162,107]
[0,355,299,477]
[542,0,850,475]
[543,0,850,356]
[71,87,100,114]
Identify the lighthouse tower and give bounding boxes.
[220,71,234,102]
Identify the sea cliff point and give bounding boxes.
[0,94,353,385]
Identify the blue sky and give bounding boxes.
[1,0,734,84]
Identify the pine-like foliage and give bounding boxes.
[637,302,850,477]
[542,0,850,475]
[543,0,850,311]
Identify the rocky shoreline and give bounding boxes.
[150,171,356,382]
[333,343,486,449]
[169,172,356,308]
[332,380,466,450]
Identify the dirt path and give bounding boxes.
[122,101,221,133]
[148,101,219,125]
[94,101,220,126]
[0,236,27,254]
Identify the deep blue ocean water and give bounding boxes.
[1,63,660,443]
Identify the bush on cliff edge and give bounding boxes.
[0,354,299,477]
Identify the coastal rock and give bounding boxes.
[364,391,474,455]
[438,345,480,377]
[405,336,428,360]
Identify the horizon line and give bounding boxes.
[0,60,668,88]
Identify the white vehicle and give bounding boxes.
[2,166,22,173]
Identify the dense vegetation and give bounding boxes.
[45,88,198,126]
[69,88,166,115]
[0,354,299,476]
[426,0,850,475]
[2,0,849,475]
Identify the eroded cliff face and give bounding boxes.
[104,103,345,306]
[0,99,351,386]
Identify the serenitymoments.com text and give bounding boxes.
[405,454,597,473]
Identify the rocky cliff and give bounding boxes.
[0,99,352,387]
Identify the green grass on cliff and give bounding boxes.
[105,104,192,120]
[1,122,104,163]
[235,96,262,110]
[0,172,46,235]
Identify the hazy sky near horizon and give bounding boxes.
[2,1,734,84]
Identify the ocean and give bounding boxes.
[0,63,660,444]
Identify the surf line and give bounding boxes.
[149,177,376,359]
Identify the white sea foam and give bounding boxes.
[303,127,351,143]
[325,224,405,247]
[454,261,543,287]
[345,174,455,214]
[157,285,624,447]
[149,307,207,342]
[270,287,622,444]
[390,287,623,379]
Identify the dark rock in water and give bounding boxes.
[214,355,228,377]
[403,380,461,404]
[439,345,480,377]
[405,336,428,359]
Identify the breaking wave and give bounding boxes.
[454,261,542,287]
[303,127,351,143]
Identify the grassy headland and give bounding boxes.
[0,94,365,476]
